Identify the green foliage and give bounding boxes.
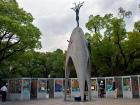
[86,15,104,33]
[134,21,140,32]
[0,0,41,63]
[1,4,140,78]
[86,8,140,76]
[0,49,65,78]
[46,49,65,78]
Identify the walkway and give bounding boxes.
[0,98,140,105]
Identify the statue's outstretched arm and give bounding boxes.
[77,1,84,10]
[71,7,76,12]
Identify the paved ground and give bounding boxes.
[0,98,140,105]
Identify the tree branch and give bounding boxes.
[0,31,10,44]
[0,46,26,63]
[0,39,20,54]
[116,23,127,67]
[1,33,14,58]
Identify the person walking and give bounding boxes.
[0,83,8,102]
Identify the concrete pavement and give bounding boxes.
[0,98,140,105]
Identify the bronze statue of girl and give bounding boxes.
[71,2,84,27]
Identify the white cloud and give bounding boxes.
[40,33,70,52]
[16,0,140,52]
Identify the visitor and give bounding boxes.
[0,83,8,102]
[112,80,117,98]
[99,80,104,98]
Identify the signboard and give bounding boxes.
[71,79,80,97]
[54,79,63,97]
[123,78,131,91]
[131,76,139,98]
[91,79,97,91]
[22,79,30,95]
[91,78,98,98]
[106,78,113,92]
[38,80,47,93]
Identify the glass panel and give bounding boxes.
[54,79,63,97]
[15,79,22,93]
[55,80,63,92]
[9,80,16,93]
[115,77,123,97]
[9,79,21,93]
[98,78,105,97]
[38,79,47,93]
[71,79,80,92]
[106,78,113,92]
[131,76,139,98]
[91,79,97,91]
[123,77,131,91]
[71,79,80,97]
[22,79,30,95]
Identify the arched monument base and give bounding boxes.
[64,27,91,101]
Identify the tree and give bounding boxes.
[125,25,140,74]
[45,49,65,78]
[85,7,140,76]
[0,49,66,78]
[118,7,132,19]
[0,0,41,63]
[9,51,47,78]
[134,21,140,32]
[86,13,118,76]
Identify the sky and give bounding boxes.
[16,0,140,52]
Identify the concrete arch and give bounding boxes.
[65,27,91,101]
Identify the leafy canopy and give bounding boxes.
[85,7,140,76]
[0,0,41,63]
